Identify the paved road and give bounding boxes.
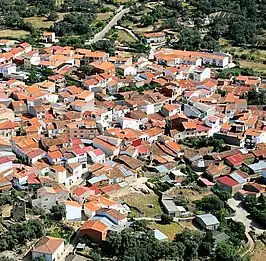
[89,7,130,44]
[241,232,255,258]
[227,198,265,235]
[227,198,265,257]
[59,233,78,261]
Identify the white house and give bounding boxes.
[93,136,121,157]
[42,31,56,43]
[192,67,211,82]
[116,64,137,76]
[31,187,57,211]
[84,202,100,218]
[112,105,130,121]
[50,165,67,184]
[90,109,113,130]
[71,186,95,204]
[117,117,140,130]
[0,157,12,174]
[88,148,106,163]
[204,115,221,135]
[143,32,166,44]
[63,200,82,221]
[32,236,64,261]
[0,63,16,77]
[96,208,127,226]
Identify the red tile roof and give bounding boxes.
[32,236,64,254]
[226,154,243,167]
[80,220,107,232]
[217,175,239,187]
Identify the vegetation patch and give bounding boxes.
[148,222,184,240]
[121,192,163,218]
[252,240,266,261]
[24,16,54,29]
[96,12,111,21]
[0,30,29,38]
[117,30,136,43]
[47,225,74,243]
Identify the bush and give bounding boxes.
[240,53,248,60]
[160,214,173,224]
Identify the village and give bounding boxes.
[0,31,266,261]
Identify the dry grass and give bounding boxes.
[221,43,266,73]
[97,12,111,21]
[148,220,198,240]
[239,60,266,73]
[167,188,212,202]
[24,16,54,28]
[251,240,266,261]
[0,29,29,38]
[148,222,184,240]
[117,30,136,43]
[57,12,69,20]
[122,192,163,218]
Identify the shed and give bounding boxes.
[195,214,220,230]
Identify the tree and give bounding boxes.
[49,205,66,221]
[160,214,173,225]
[195,195,227,220]
[91,40,116,56]
[140,15,157,27]
[89,251,102,261]
[47,11,58,21]
[172,27,201,51]
[215,242,242,261]
[79,65,94,76]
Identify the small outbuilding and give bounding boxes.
[195,214,220,230]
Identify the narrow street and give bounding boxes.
[89,7,130,44]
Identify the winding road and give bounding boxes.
[227,198,265,257]
[89,7,130,44]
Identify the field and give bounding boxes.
[0,30,29,38]
[97,12,111,21]
[148,222,183,240]
[148,221,198,240]
[117,30,136,43]
[122,192,163,218]
[239,60,266,73]
[24,16,54,29]
[167,188,213,212]
[220,42,266,73]
[167,188,212,202]
[252,240,266,261]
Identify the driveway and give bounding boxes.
[227,198,265,235]
[89,7,130,44]
[59,233,78,261]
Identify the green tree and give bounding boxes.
[79,65,94,76]
[47,11,58,21]
[91,40,116,56]
[215,241,242,261]
[160,214,173,225]
[49,205,66,221]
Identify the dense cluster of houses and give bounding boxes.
[0,38,266,260]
